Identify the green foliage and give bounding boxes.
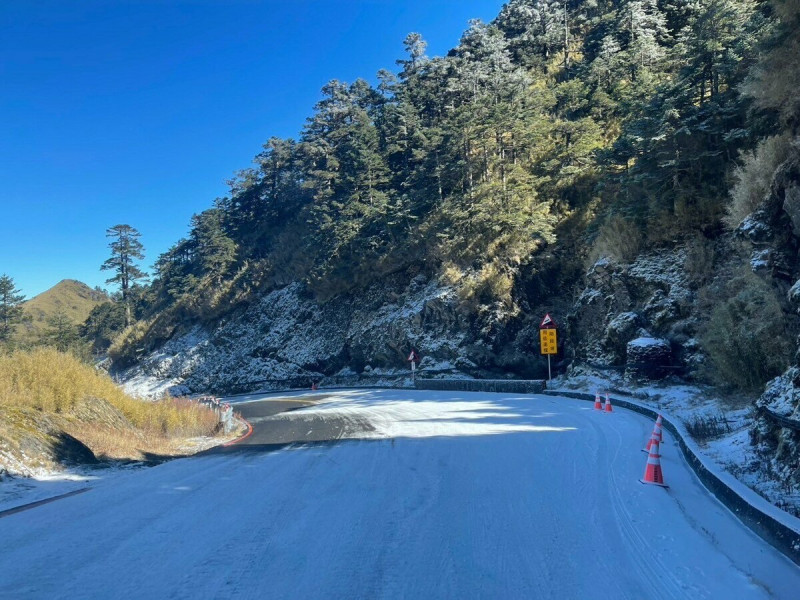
[0,274,25,346]
[190,209,237,280]
[80,302,126,354]
[121,0,793,352]
[701,270,794,391]
[40,310,81,353]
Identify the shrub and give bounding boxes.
[701,271,793,392]
[724,134,792,229]
[453,261,517,315]
[589,214,642,264]
[684,235,716,285]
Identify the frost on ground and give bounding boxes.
[118,277,467,399]
[0,432,240,514]
[555,367,800,517]
[0,390,797,599]
[0,463,142,513]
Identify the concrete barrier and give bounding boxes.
[415,378,546,394]
[543,389,800,567]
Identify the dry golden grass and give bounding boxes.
[0,348,220,443]
[63,422,208,461]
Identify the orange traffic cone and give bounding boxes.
[642,416,664,453]
[640,439,668,487]
[604,392,613,413]
[594,391,602,410]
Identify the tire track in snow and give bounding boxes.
[588,408,685,600]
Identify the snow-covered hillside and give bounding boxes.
[121,276,470,397]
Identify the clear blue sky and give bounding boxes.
[0,0,505,299]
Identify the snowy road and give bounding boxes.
[1,390,799,599]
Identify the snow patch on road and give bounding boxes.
[276,393,576,439]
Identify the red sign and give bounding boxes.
[540,313,557,329]
[408,350,420,363]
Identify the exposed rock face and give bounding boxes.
[0,407,97,477]
[782,183,800,237]
[604,312,648,364]
[741,152,800,284]
[752,369,800,492]
[567,250,694,376]
[122,275,471,394]
[747,147,800,489]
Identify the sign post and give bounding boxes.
[539,313,558,381]
[408,349,420,381]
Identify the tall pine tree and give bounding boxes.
[101,225,147,327]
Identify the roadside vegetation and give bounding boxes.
[0,348,222,471]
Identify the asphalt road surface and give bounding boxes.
[222,392,376,447]
[1,389,798,599]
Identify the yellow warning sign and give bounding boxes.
[540,329,558,355]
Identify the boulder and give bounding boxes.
[625,337,671,379]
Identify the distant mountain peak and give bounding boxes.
[19,279,110,341]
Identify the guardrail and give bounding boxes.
[228,368,468,395]
[194,395,236,434]
[543,389,800,567]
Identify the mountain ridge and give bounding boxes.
[19,279,109,343]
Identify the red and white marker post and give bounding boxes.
[408,349,420,381]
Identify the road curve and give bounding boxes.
[0,389,797,599]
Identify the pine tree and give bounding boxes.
[80,302,126,354]
[190,209,237,281]
[101,225,147,327]
[0,274,25,345]
[741,0,800,131]
[396,33,428,79]
[42,310,80,353]
[616,0,670,80]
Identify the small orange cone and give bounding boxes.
[604,392,613,413]
[640,439,668,487]
[594,391,602,410]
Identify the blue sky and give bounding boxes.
[0,0,505,299]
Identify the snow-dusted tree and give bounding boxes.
[616,0,671,79]
[589,35,624,87]
[497,0,565,67]
[396,32,428,79]
[101,224,146,327]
